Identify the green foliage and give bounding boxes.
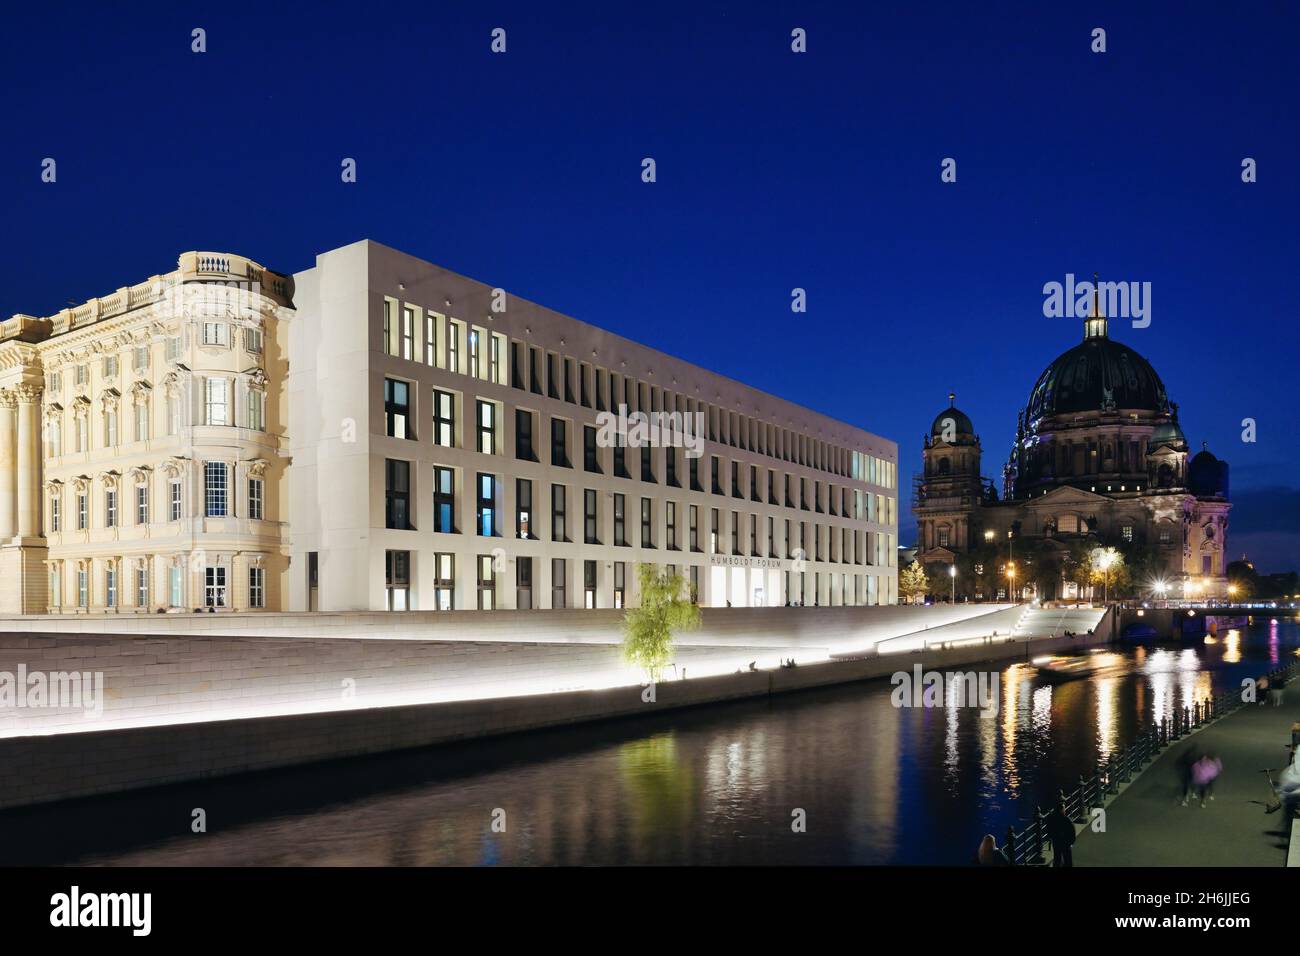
[899,561,930,603]
[622,564,701,680]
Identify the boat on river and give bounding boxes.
[1034,649,1126,683]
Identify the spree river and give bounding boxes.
[4,617,1298,866]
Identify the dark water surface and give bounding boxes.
[3,618,1298,866]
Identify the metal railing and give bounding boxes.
[1002,659,1300,866]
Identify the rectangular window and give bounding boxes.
[248,478,264,521]
[584,488,599,544]
[551,558,566,609]
[584,426,601,473]
[169,481,182,522]
[249,567,265,609]
[104,410,117,447]
[433,389,455,447]
[711,457,722,495]
[515,409,536,460]
[244,327,263,354]
[205,378,229,426]
[614,561,626,609]
[385,379,412,439]
[690,456,702,492]
[135,402,148,442]
[551,418,569,467]
[667,501,678,550]
[51,497,62,532]
[385,459,412,530]
[516,477,532,539]
[135,566,148,608]
[205,462,228,517]
[203,321,228,347]
[477,554,496,610]
[247,388,266,432]
[689,504,699,552]
[77,568,89,608]
[477,472,497,536]
[204,566,228,608]
[551,483,567,542]
[386,550,410,611]
[613,433,628,479]
[425,313,437,365]
[584,559,597,609]
[516,556,533,609]
[136,485,148,525]
[106,566,117,608]
[434,466,457,533]
[1122,525,1134,542]
[614,493,627,546]
[165,337,181,363]
[169,565,182,607]
[401,306,415,361]
[433,552,455,610]
[477,400,496,455]
[468,329,481,379]
[448,321,461,372]
[640,445,655,483]
[665,448,678,487]
[641,497,654,548]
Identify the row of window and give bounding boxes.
[384,462,893,566]
[48,466,264,532]
[45,378,266,458]
[383,382,898,524]
[379,298,895,487]
[382,551,890,611]
[45,324,263,396]
[47,561,265,610]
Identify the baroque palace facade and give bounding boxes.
[913,295,1231,600]
[0,242,899,614]
[0,253,293,614]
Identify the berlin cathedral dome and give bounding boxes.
[913,286,1231,601]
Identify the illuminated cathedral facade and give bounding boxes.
[913,297,1230,601]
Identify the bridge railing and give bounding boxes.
[1002,659,1299,866]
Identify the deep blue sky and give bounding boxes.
[3,1,1297,569]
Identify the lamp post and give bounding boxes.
[949,563,956,604]
[1007,563,1016,605]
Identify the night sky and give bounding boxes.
[3,2,1297,570]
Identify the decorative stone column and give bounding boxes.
[15,384,43,539]
[0,389,15,541]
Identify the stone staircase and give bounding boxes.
[1012,605,1108,641]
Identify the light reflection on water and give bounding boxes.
[2,621,1298,867]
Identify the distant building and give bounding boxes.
[913,288,1230,600]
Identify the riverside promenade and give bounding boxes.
[1075,671,1299,867]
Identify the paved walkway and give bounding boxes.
[1076,680,1298,866]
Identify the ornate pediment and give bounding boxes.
[1023,485,1112,508]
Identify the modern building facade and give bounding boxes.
[0,253,294,614]
[289,240,898,612]
[0,241,898,614]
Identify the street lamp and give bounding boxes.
[949,563,957,604]
[1097,549,1116,604]
[1007,563,1016,604]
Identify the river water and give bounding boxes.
[3,617,1298,866]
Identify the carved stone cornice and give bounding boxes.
[0,388,15,410]
[161,456,191,478]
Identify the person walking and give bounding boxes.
[1045,800,1076,867]
[1192,753,1222,807]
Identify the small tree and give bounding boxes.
[622,564,701,681]
[899,561,930,604]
